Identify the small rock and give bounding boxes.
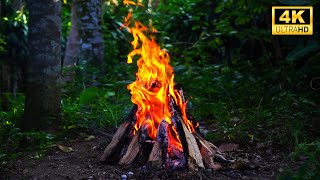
[279,168,283,172]
[139,165,147,170]
[88,175,94,179]
[228,170,242,179]
[127,171,134,175]
[23,168,28,174]
[121,174,127,179]
[88,164,93,168]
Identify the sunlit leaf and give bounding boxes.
[84,135,95,141]
[104,91,115,98]
[79,87,98,104]
[57,144,74,153]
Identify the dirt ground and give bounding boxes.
[2,127,290,180]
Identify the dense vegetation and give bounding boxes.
[0,0,319,178]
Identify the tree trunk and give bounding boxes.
[23,0,62,130]
[63,1,79,67]
[76,0,104,66]
[0,0,24,111]
[62,0,79,82]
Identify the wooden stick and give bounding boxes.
[199,139,222,170]
[100,120,131,162]
[119,130,141,165]
[147,141,162,167]
[195,132,227,167]
[194,132,220,153]
[181,122,205,170]
[100,105,137,162]
[147,120,168,168]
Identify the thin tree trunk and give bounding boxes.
[76,0,104,66]
[63,1,79,82]
[0,65,10,111]
[23,0,62,130]
[0,0,24,110]
[63,1,79,68]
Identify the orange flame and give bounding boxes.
[123,1,196,152]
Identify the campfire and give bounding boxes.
[100,1,221,171]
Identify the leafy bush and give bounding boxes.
[61,78,132,130]
[0,93,55,165]
[280,140,320,179]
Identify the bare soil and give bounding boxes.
[2,127,289,180]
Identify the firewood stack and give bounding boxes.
[100,86,222,171]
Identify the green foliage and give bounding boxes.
[0,93,55,165]
[176,60,319,146]
[0,34,6,54]
[287,40,320,62]
[61,76,132,129]
[0,1,28,62]
[79,86,99,105]
[280,140,320,179]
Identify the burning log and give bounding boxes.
[181,120,204,170]
[99,121,130,162]
[119,130,141,165]
[147,120,168,168]
[147,141,162,167]
[100,99,223,170]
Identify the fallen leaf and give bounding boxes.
[67,125,77,129]
[218,143,239,152]
[231,161,247,171]
[84,135,95,141]
[230,117,240,122]
[231,158,256,171]
[248,134,254,142]
[57,144,74,153]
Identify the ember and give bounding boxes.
[100,0,221,171]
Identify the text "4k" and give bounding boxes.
[280,10,305,23]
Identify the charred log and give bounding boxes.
[147,119,168,168]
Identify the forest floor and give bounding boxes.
[3,125,295,180]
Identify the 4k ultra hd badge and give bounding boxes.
[272,6,313,35]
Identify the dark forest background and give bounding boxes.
[0,0,319,178]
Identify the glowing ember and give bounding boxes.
[122,2,197,152]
